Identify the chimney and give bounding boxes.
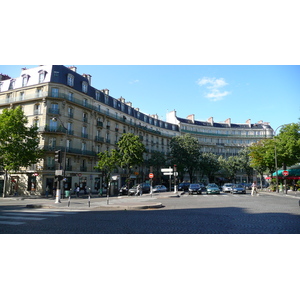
[69,66,77,73]
[126,101,132,107]
[0,74,11,81]
[225,118,231,127]
[119,96,125,103]
[245,119,251,128]
[208,117,214,126]
[187,114,195,123]
[102,89,109,95]
[83,74,92,85]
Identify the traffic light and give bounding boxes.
[55,150,62,163]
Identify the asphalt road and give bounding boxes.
[1,192,300,234]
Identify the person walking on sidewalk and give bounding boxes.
[251,181,258,196]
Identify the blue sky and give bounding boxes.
[1,65,299,132]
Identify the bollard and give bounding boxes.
[88,195,90,207]
[68,196,71,207]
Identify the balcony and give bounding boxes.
[96,121,103,127]
[95,136,104,142]
[48,108,60,114]
[81,133,88,139]
[80,166,87,172]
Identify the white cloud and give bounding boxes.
[129,79,139,84]
[197,77,230,101]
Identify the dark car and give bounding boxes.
[178,182,190,191]
[118,185,129,195]
[128,183,151,195]
[188,183,202,195]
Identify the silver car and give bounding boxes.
[222,183,233,193]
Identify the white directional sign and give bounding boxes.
[161,168,173,172]
[163,173,173,175]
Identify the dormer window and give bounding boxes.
[38,70,47,83]
[22,74,29,87]
[67,74,74,86]
[82,81,88,93]
[9,79,15,90]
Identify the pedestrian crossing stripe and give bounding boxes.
[0,209,82,226]
[0,221,25,225]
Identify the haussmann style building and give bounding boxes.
[0,65,274,196]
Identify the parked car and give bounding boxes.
[222,183,233,193]
[231,184,246,194]
[152,185,167,193]
[178,182,190,191]
[118,185,129,195]
[206,183,221,194]
[128,183,151,195]
[188,183,202,195]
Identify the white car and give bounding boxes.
[152,185,167,193]
[222,183,233,193]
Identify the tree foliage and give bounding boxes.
[0,106,43,197]
[198,152,221,182]
[96,150,119,186]
[170,134,201,182]
[275,123,300,167]
[0,106,43,171]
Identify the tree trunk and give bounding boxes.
[2,169,8,198]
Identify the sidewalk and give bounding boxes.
[0,192,181,210]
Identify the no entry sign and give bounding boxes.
[283,170,289,176]
[149,173,154,178]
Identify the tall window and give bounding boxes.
[82,82,88,93]
[67,74,74,86]
[50,103,59,114]
[49,119,57,131]
[22,75,29,87]
[68,92,73,101]
[19,92,25,101]
[9,79,15,90]
[38,70,46,83]
[67,122,73,134]
[33,118,40,128]
[68,107,74,118]
[96,91,100,101]
[51,87,59,97]
[34,103,41,114]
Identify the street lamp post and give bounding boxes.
[52,117,68,203]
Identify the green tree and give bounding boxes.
[146,150,167,184]
[170,134,201,182]
[275,123,300,167]
[198,152,221,182]
[0,107,43,197]
[96,149,119,190]
[116,133,146,186]
[238,147,254,182]
[218,155,241,183]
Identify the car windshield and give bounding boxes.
[234,185,243,188]
[207,184,217,188]
[190,184,200,188]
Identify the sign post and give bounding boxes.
[283,170,289,194]
[149,173,154,196]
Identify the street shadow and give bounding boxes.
[1,206,300,234]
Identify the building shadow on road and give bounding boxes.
[1,206,300,234]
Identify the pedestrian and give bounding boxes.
[251,181,257,196]
[76,186,80,198]
[136,184,141,196]
[45,185,49,198]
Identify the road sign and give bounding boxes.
[283,170,289,176]
[163,172,173,176]
[161,168,173,172]
[149,173,154,178]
